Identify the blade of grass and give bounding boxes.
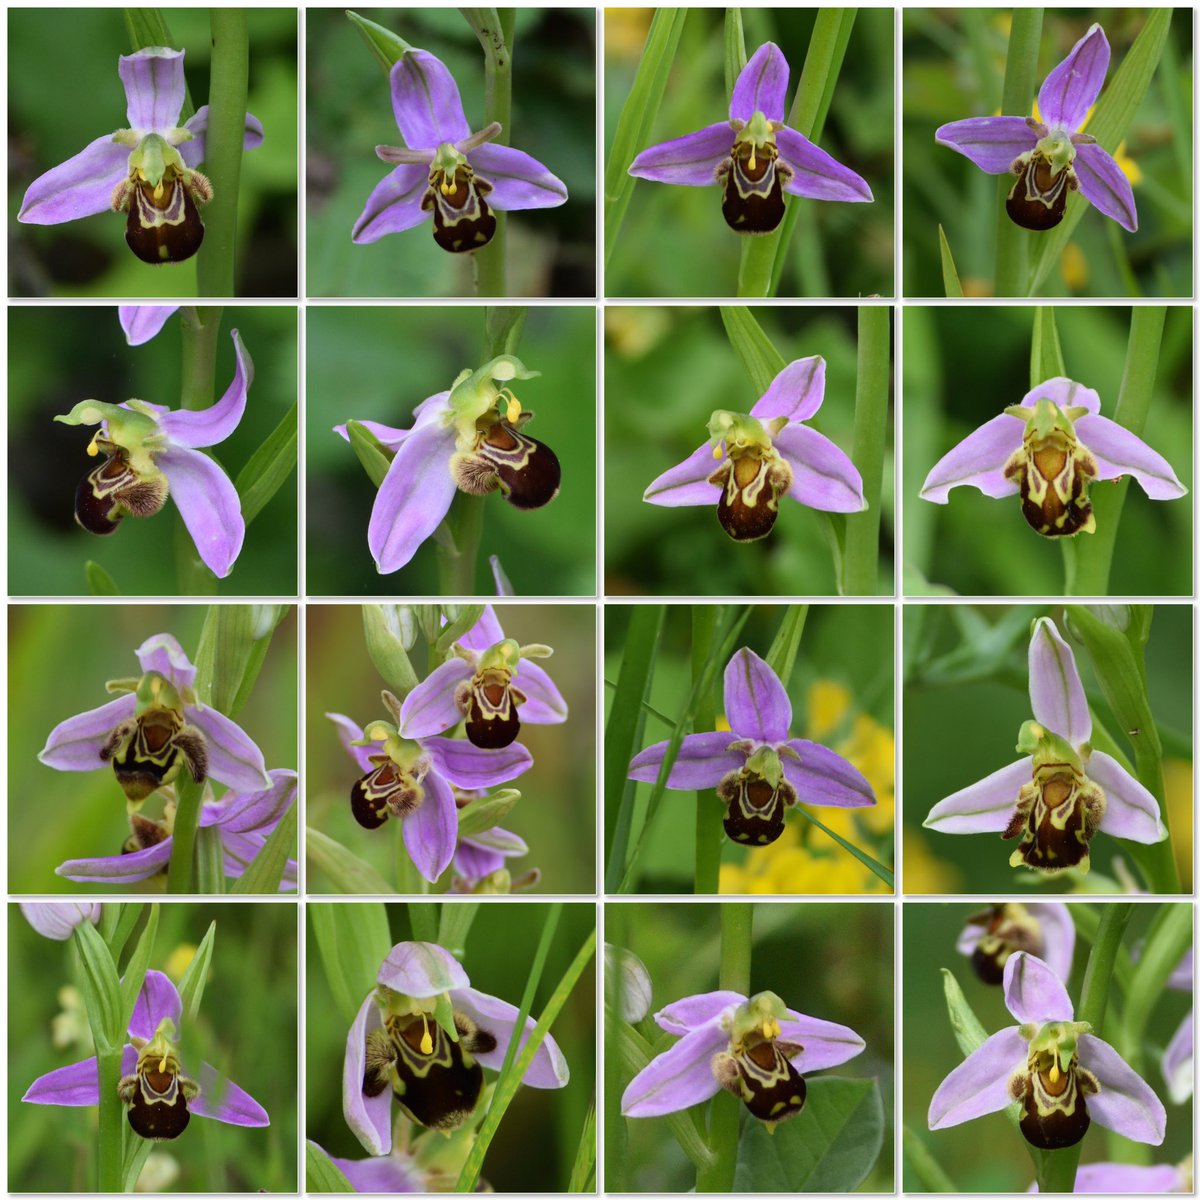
[692,606,725,895]
[177,920,216,1029]
[567,1102,596,1192]
[938,225,965,296]
[792,805,894,888]
[235,402,298,525]
[230,796,297,893]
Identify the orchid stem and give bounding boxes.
[697,903,751,1191]
[841,305,889,595]
[993,8,1042,297]
[1036,902,1130,1193]
[196,8,249,297]
[473,9,514,297]
[1065,307,1167,596]
[692,606,724,895]
[436,496,485,594]
[166,774,205,893]
[97,1044,125,1191]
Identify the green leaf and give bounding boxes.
[104,903,145,962]
[307,1141,354,1192]
[193,603,286,715]
[567,1103,597,1193]
[938,225,964,297]
[719,305,788,394]
[177,921,216,1030]
[437,903,481,959]
[792,806,894,888]
[766,607,809,683]
[604,8,687,267]
[1030,307,1066,386]
[723,7,747,96]
[362,605,420,698]
[345,9,413,73]
[230,795,297,894]
[74,920,123,1052]
[311,902,393,1026]
[195,824,227,893]
[118,904,159,1032]
[732,1077,884,1191]
[437,605,487,655]
[86,560,121,595]
[347,420,392,488]
[1029,10,1172,293]
[456,788,520,838]
[121,1138,154,1193]
[484,307,528,360]
[306,827,399,896]
[235,402,298,526]
[903,1125,959,1192]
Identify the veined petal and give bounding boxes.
[179,105,264,168]
[449,986,569,1087]
[1028,617,1091,747]
[344,993,392,1155]
[628,732,743,789]
[119,47,185,130]
[655,991,742,1035]
[780,1009,866,1071]
[352,162,429,244]
[23,1055,104,1107]
[454,604,506,653]
[20,902,101,940]
[621,1022,728,1117]
[934,116,1038,174]
[378,941,469,997]
[1089,751,1167,844]
[453,841,506,878]
[1075,413,1185,498]
[135,632,198,690]
[928,1026,1026,1128]
[333,418,412,452]
[513,659,568,724]
[398,658,473,739]
[216,769,298,835]
[628,122,734,187]
[422,737,532,789]
[774,422,866,512]
[18,134,130,224]
[368,420,458,574]
[750,356,826,423]
[1020,377,1102,415]
[1003,951,1073,1024]
[729,42,788,123]
[1073,142,1138,232]
[783,739,877,808]
[1037,903,1077,985]
[185,703,270,792]
[327,712,376,774]
[468,143,567,210]
[1070,1163,1185,1193]
[776,127,873,202]
[723,647,791,742]
[156,446,244,578]
[191,1061,269,1127]
[923,758,1030,834]
[391,50,470,148]
[158,330,253,448]
[324,1148,425,1193]
[39,694,137,771]
[920,413,1024,502]
[56,840,174,884]
[643,442,721,507]
[120,305,179,346]
[130,970,183,1039]
[1038,24,1110,134]
[403,771,457,882]
[1078,1033,1166,1145]
[1162,1010,1192,1104]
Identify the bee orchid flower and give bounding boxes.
[957,902,1075,986]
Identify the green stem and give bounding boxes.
[1036,902,1131,1193]
[1121,903,1190,1074]
[97,1047,124,1191]
[436,495,485,594]
[1066,307,1167,596]
[993,8,1043,296]
[841,305,889,595]
[736,236,778,298]
[196,9,249,297]
[692,606,724,894]
[903,1125,958,1193]
[166,775,205,893]
[473,10,514,296]
[697,904,751,1191]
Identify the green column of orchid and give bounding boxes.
[697,903,751,1191]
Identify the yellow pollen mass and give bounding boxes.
[1049,1062,1061,1084]
[748,148,757,171]
[159,1054,169,1072]
[505,396,523,423]
[713,443,724,460]
[86,436,101,457]
[419,1013,433,1055]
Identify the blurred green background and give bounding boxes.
[903,605,1193,895]
[306,8,596,297]
[605,8,894,297]
[902,901,1192,1190]
[904,9,1193,297]
[306,305,595,596]
[903,305,1192,596]
[306,604,596,894]
[605,604,894,894]
[9,604,298,894]
[306,901,595,1190]
[9,9,299,298]
[8,305,298,597]
[10,901,298,1191]
[606,901,893,1191]
[605,307,893,596]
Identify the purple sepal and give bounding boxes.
[774,423,866,512]
[1073,142,1138,232]
[784,739,876,809]
[20,902,102,940]
[750,356,826,423]
[627,732,742,789]
[729,43,788,124]
[158,329,253,448]
[1003,951,1073,1024]
[119,47,186,131]
[18,135,130,225]
[156,446,244,579]
[1028,617,1090,748]
[328,713,376,774]
[390,50,471,148]
[39,694,137,771]
[628,123,733,187]
[920,412,1024,503]
[621,1021,728,1117]
[422,737,533,789]
[403,771,457,881]
[352,163,428,244]
[377,941,469,997]
[928,1025,1027,1129]
[643,441,722,508]
[934,116,1037,175]
[468,143,568,210]
[185,703,270,792]
[399,658,473,739]
[344,992,392,1155]
[120,305,180,346]
[1075,413,1184,497]
[1038,24,1110,133]
[135,631,197,689]
[450,985,570,1086]
[723,647,791,742]
[776,127,873,203]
